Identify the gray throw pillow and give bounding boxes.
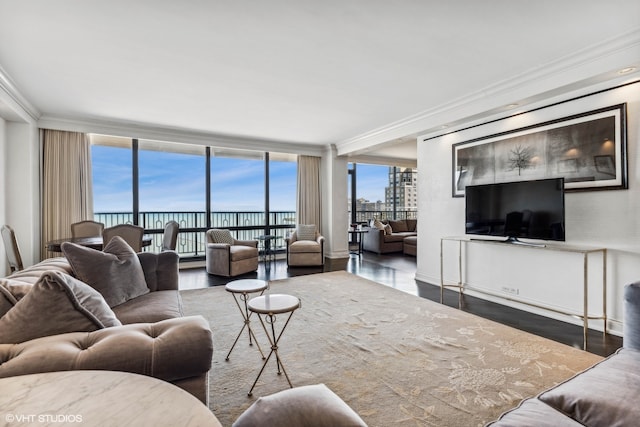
[296,224,317,241]
[232,384,367,427]
[62,236,149,307]
[0,271,121,344]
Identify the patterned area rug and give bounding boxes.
[181,271,602,427]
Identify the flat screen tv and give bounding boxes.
[465,178,565,245]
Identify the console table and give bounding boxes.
[440,236,607,350]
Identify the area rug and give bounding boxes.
[181,271,602,427]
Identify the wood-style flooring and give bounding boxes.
[179,252,622,357]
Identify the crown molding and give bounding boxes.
[345,154,417,169]
[336,27,640,156]
[37,115,326,157]
[0,64,40,123]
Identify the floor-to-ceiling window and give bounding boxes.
[268,152,297,250]
[348,162,418,224]
[91,134,297,259]
[210,148,266,241]
[138,139,207,255]
[91,135,134,226]
[350,163,389,223]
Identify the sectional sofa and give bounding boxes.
[488,282,640,426]
[362,218,417,254]
[0,242,213,404]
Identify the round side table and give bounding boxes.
[0,370,221,427]
[225,279,269,361]
[247,293,301,396]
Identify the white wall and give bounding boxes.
[5,122,40,268]
[416,82,640,336]
[0,117,6,274]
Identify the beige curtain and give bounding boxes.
[296,155,322,232]
[41,129,93,258]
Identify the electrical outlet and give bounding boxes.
[501,286,519,295]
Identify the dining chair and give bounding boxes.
[71,220,105,238]
[162,221,179,252]
[103,224,144,252]
[1,225,24,273]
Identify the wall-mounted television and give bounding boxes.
[465,178,565,245]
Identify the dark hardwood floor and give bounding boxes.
[179,252,622,357]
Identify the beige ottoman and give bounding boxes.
[403,236,417,256]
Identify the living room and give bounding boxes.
[1,2,640,426]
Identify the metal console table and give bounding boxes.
[440,236,607,350]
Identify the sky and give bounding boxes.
[354,164,390,202]
[91,146,389,213]
[92,145,299,212]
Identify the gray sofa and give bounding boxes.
[0,251,213,404]
[488,282,640,426]
[362,218,417,254]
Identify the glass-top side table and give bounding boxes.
[247,293,301,396]
[256,235,280,263]
[224,279,269,361]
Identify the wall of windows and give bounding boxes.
[90,135,297,258]
[348,162,418,224]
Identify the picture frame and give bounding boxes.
[452,103,628,197]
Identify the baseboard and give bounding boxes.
[413,272,623,337]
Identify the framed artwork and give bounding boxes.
[452,103,627,197]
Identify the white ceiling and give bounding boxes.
[0,1,639,163]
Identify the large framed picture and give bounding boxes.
[452,103,628,197]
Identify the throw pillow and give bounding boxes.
[372,219,385,231]
[0,271,121,344]
[296,224,317,241]
[232,384,367,427]
[62,236,149,307]
[384,224,393,235]
[388,219,408,232]
[208,229,235,245]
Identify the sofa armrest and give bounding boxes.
[624,282,640,350]
[206,243,230,275]
[137,251,179,292]
[0,316,213,400]
[362,228,384,253]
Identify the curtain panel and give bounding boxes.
[296,155,322,233]
[41,129,93,259]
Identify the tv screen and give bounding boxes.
[465,178,565,242]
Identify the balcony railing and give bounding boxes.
[94,211,297,258]
[348,209,418,223]
[94,209,417,259]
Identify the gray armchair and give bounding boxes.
[285,227,324,267]
[205,229,259,277]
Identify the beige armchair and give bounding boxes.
[205,229,259,277]
[285,225,324,267]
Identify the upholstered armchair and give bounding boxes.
[205,229,259,277]
[285,225,324,267]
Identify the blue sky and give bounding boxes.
[92,146,299,213]
[355,164,390,202]
[92,146,390,213]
